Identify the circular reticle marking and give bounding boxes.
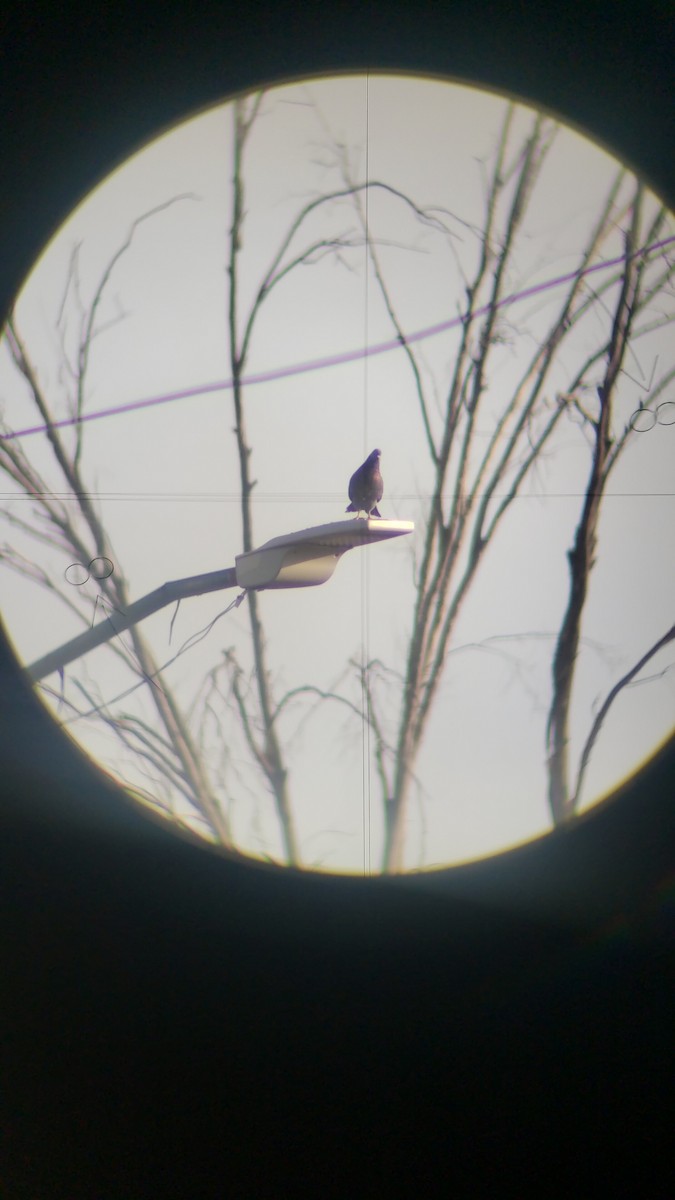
[64,562,91,587]
[64,557,115,586]
[89,556,115,581]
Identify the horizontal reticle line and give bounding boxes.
[2,233,674,443]
[3,490,673,501]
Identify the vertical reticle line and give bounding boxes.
[360,73,372,876]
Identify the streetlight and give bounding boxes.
[235,517,414,588]
[26,518,414,682]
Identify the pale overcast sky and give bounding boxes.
[1,74,673,872]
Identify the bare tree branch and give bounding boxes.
[546,186,644,823]
[572,623,675,808]
[227,96,300,865]
[3,89,671,878]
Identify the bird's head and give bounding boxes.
[368,449,381,464]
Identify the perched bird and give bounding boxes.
[346,448,383,518]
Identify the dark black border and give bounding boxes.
[2,2,674,1190]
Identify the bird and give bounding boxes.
[345,449,383,518]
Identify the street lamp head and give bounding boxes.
[235,518,414,590]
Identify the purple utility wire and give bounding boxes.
[3,233,673,443]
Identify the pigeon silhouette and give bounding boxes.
[346,449,383,518]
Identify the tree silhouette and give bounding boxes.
[1,85,673,872]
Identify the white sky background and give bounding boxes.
[1,75,673,872]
